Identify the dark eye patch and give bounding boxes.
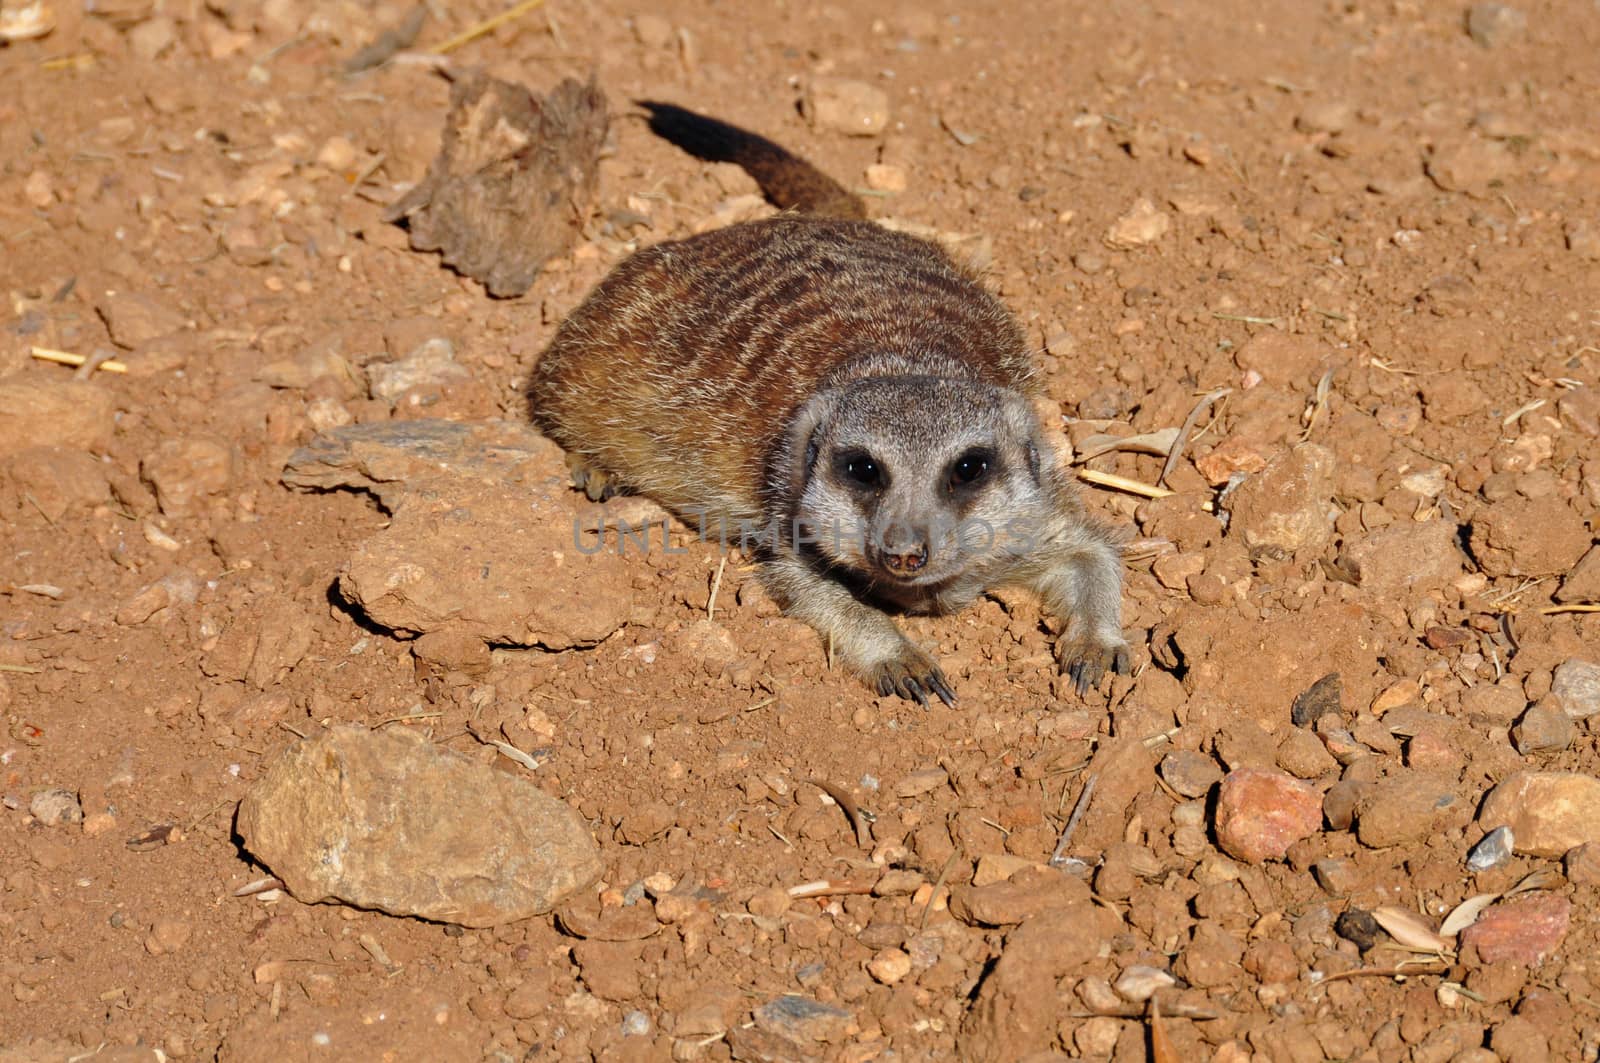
[835,450,886,490]
[947,447,994,492]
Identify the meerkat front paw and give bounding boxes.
[564,453,617,502]
[866,643,958,708]
[1056,636,1132,697]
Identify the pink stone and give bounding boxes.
[1461,893,1570,966]
[1214,768,1323,864]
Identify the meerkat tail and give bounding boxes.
[637,100,867,221]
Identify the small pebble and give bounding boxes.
[1460,893,1569,966]
[1466,2,1526,47]
[1322,780,1366,831]
[1291,673,1343,728]
[1294,100,1353,136]
[1511,701,1573,754]
[864,163,907,193]
[867,948,912,985]
[895,767,948,798]
[1312,857,1362,896]
[747,886,792,920]
[1568,222,1600,261]
[1564,842,1600,886]
[1104,198,1170,249]
[803,77,889,137]
[145,918,192,955]
[1480,771,1600,856]
[316,136,357,172]
[29,788,83,827]
[1355,775,1466,849]
[632,13,674,49]
[1160,750,1222,798]
[1335,908,1381,952]
[1112,964,1175,1002]
[620,1010,651,1037]
[24,169,54,208]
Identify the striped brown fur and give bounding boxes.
[530,215,1029,520]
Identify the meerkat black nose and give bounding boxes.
[883,545,929,574]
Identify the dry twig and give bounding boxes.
[433,0,548,54]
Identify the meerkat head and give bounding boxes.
[776,375,1059,592]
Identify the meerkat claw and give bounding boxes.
[926,672,958,708]
[870,655,957,708]
[1060,638,1130,697]
[564,454,617,502]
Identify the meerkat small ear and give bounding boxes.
[779,388,840,500]
[996,389,1055,486]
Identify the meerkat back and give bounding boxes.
[528,104,1029,521]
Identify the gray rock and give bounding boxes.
[237,725,602,927]
[1467,825,1514,871]
[1512,700,1574,753]
[1551,659,1600,719]
[752,995,853,1044]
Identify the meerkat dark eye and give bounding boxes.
[948,448,993,491]
[836,451,884,489]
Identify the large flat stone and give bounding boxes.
[283,420,633,648]
[238,725,603,927]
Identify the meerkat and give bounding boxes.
[528,102,1130,705]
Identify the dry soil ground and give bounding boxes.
[3,0,1600,1060]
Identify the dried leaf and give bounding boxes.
[1372,906,1451,952]
[126,822,182,852]
[1439,893,1499,938]
[1506,868,1563,896]
[1076,428,1181,462]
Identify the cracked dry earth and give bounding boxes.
[3,0,1600,1061]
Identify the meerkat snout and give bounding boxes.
[787,376,1052,591]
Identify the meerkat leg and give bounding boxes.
[564,453,617,502]
[1030,536,1131,696]
[760,552,957,707]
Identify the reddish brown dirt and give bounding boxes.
[3,1,1600,1061]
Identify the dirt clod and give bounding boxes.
[384,74,607,298]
